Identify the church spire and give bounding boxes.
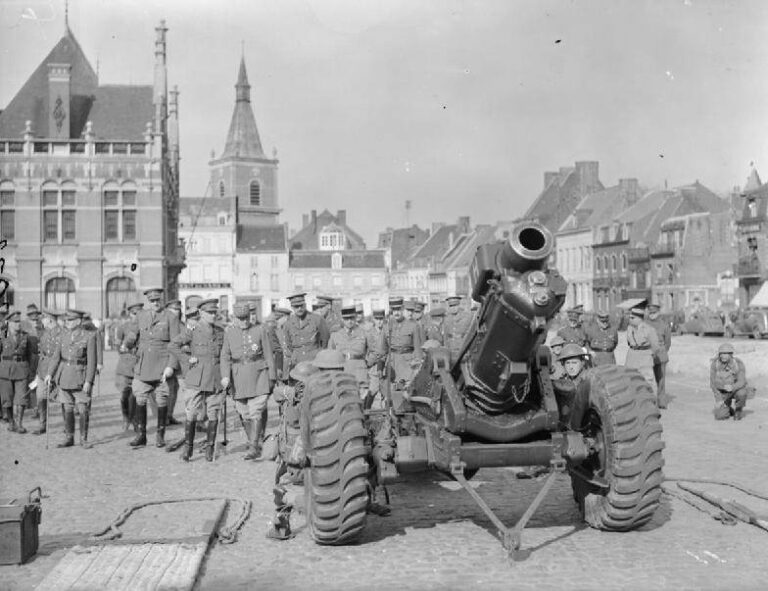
[221,56,265,159]
[235,55,250,103]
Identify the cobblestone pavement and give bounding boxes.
[2,334,768,591]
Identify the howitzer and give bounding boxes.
[298,221,665,556]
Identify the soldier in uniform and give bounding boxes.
[412,301,427,341]
[557,305,587,347]
[365,309,386,407]
[0,309,38,432]
[355,302,371,332]
[170,299,226,461]
[381,296,422,387]
[115,301,142,431]
[283,292,329,375]
[556,343,588,387]
[443,295,472,364]
[313,295,341,334]
[45,310,96,447]
[329,304,374,402]
[82,313,104,376]
[24,304,42,418]
[220,303,276,461]
[130,287,181,448]
[625,305,662,400]
[31,309,62,435]
[646,303,672,409]
[548,335,567,380]
[710,343,749,421]
[425,307,445,344]
[585,310,618,366]
[164,299,183,425]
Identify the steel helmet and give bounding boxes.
[549,335,566,347]
[558,343,586,361]
[289,361,319,382]
[313,349,346,370]
[717,343,735,355]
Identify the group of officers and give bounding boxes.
[548,301,751,420]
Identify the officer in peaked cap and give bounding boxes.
[365,309,387,406]
[625,303,662,403]
[557,305,587,347]
[163,300,183,425]
[283,292,329,375]
[425,306,445,345]
[31,306,63,435]
[443,295,471,365]
[548,334,567,380]
[645,302,672,408]
[114,299,143,432]
[130,286,181,448]
[314,295,341,333]
[381,296,422,387]
[328,303,374,403]
[403,299,416,320]
[169,298,226,461]
[710,342,750,421]
[585,308,618,367]
[45,309,96,447]
[220,302,277,461]
[0,308,38,434]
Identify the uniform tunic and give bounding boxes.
[647,315,672,398]
[0,329,38,407]
[328,326,371,386]
[133,308,181,406]
[443,309,472,363]
[263,317,284,381]
[169,321,225,421]
[585,322,618,366]
[114,319,139,392]
[35,325,61,400]
[381,318,422,384]
[221,324,276,398]
[710,356,748,410]
[625,321,661,395]
[556,324,587,347]
[48,328,96,409]
[283,312,329,372]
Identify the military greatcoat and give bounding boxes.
[585,322,618,366]
[283,312,329,372]
[169,321,225,392]
[381,317,422,384]
[134,309,181,382]
[0,329,38,406]
[220,323,276,399]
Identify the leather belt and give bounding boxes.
[232,357,264,364]
[343,353,364,360]
[63,359,87,366]
[629,345,650,350]
[591,347,614,352]
[1,355,26,361]
[390,347,413,354]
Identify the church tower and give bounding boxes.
[209,56,279,226]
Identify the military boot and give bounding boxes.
[32,399,47,435]
[205,420,218,462]
[5,406,16,432]
[156,406,167,448]
[129,404,147,447]
[120,392,131,431]
[57,409,75,448]
[734,408,744,421]
[13,405,26,434]
[60,403,67,433]
[180,419,196,462]
[128,394,138,432]
[244,418,265,461]
[78,404,91,448]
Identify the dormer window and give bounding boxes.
[218,213,228,226]
[748,199,757,218]
[320,226,345,251]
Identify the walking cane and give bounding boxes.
[44,380,50,450]
[222,389,229,455]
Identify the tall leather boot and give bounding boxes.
[244,418,264,461]
[78,404,91,448]
[260,407,268,445]
[156,406,167,448]
[120,391,131,431]
[129,404,147,447]
[32,399,47,435]
[57,408,75,448]
[205,420,218,462]
[180,419,196,462]
[5,406,16,432]
[60,403,66,433]
[14,405,26,434]
[128,394,138,432]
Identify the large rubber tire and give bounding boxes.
[570,365,665,531]
[303,371,370,545]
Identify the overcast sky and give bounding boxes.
[2,0,768,244]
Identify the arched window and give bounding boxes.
[106,276,136,318]
[621,253,627,272]
[219,181,225,198]
[611,255,617,272]
[595,256,602,272]
[249,181,261,206]
[45,277,76,310]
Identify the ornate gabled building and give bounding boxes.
[0,20,183,317]
[734,167,767,306]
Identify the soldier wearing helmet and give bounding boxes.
[548,335,567,380]
[710,342,749,421]
[558,343,588,385]
[585,309,618,366]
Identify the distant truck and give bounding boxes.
[724,308,768,340]
[677,309,725,337]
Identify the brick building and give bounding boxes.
[0,20,183,317]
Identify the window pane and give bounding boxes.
[122,191,136,206]
[0,191,14,206]
[104,191,119,206]
[105,210,119,241]
[44,211,58,241]
[249,181,261,206]
[1,211,14,240]
[43,191,58,207]
[113,143,127,154]
[123,210,136,241]
[62,210,76,240]
[62,190,76,205]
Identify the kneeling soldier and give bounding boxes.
[170,299,225,461]
[710,343,749,421]
[46,310,96,447]
[220,303,276,461]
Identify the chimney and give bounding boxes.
[302,213,309,228]
[457,216,470,233]
[618,178,640,204]
[336,209,347,226]
[311,209,317,232]
[575,161,600,194]
[153,20,168,135]
[544,171,558,189]
[47,64,71,139]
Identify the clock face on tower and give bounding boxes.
[53,95,67,133]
